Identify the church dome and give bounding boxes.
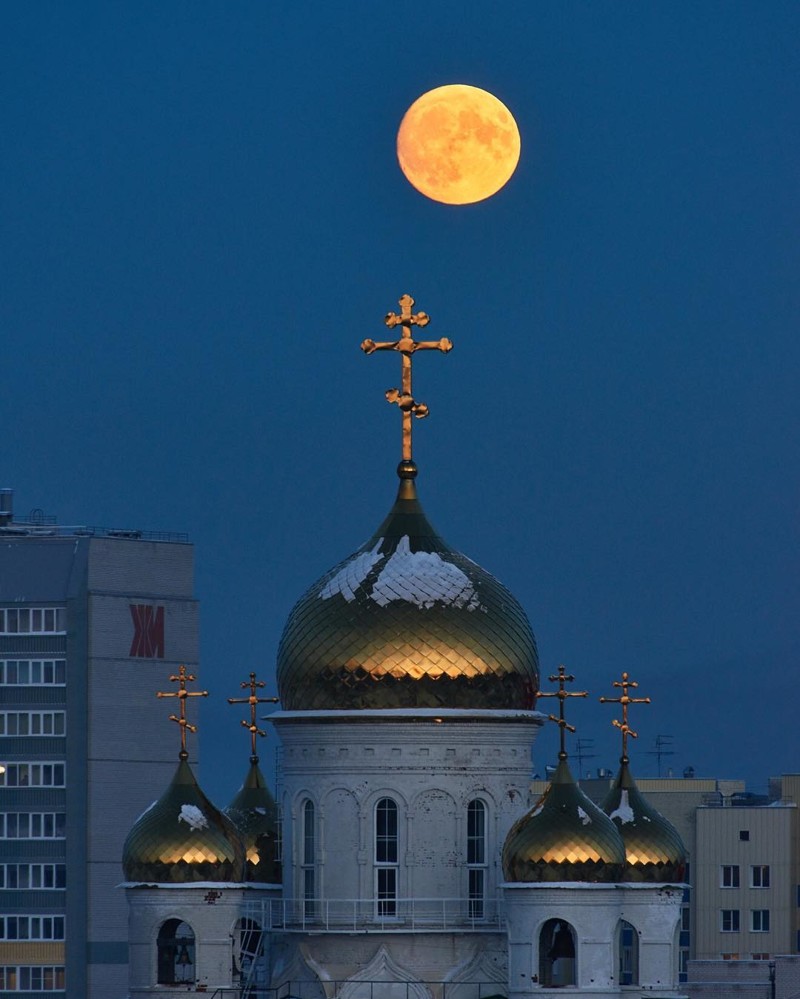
[225,760,281,883]
[277,466,539,711]
[601,760,686,882]
[502,758,626,883]
[122,757,245,884]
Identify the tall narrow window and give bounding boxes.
[375,797,398,917]
[301,800,315,918]
[467,799,487,919]
[618,920,639,985]
[539,919,576,987]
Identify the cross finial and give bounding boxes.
[156,664,208,760]
[536,663,588,761]
[599,671,651,764]
[227,671,280,763]
[361,294,453,472]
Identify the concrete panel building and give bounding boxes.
[0,490,197,998]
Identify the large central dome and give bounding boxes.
[277,466,539,711]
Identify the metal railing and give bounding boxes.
[209,982,506,999]
[242,896,502,933]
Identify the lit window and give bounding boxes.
[721,865,740,888]
[751,910,770,933]
[751,866,770,888]
[721,909,740,932]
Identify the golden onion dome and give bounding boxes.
[122,756,245,883]
[601,760,687,882]
[225,760,281,884]
[277,465,539,711]
[502,758,626,883]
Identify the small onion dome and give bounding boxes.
[502,758,626,883]
[601,760,687,882]
[277,468,539,711]
[224,760,281,883]
[122,757,245,883]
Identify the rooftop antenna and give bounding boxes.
[647,733,675,778]
[574,738,596,778]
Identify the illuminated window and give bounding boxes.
[721,952,740,960]
[752,953,770,960]
[751,866,770,888]
[375,797,398,917]
[157,920,194,985]
[467,799,487,919]
[0,966,65,991]
[721,910,740,932]
[539,919,576,987]
[721,865,740,888]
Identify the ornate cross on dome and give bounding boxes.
[361,294,453,467]
[536,663,588,761]
[156,664,208,760]
[227,671,279,763]
[599,671,651,764]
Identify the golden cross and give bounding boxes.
[599,671,651,763]
[227,671,279,763]
[361,294,453,466]
[156,664,208,760]
[536,663,588,761]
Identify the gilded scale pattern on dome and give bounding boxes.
[599,672,687,882]
[122,668,245,884]
[277,295,539,711]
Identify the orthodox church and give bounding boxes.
[121,296,688,998]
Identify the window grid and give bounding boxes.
[0,966,65,991]
[751,910,770,933]
[467,799,487,919]
[0,813,65,839]
[721,909,740,933]
[0,609,66,635]
[0,712,66,737]
[375,798,398,917]
[751,865,770,889]
[721,865,740,888]
[0,764,65,788]
[0,661,66,686]
[0,864,66,890]
[301,800,315,918]
[0,916,65,941]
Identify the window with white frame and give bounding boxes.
[466,799,487,919]
[0,966,65,991]
[0,916,65,940]
[0,864,66,890]
[0,764,65,788]
[0,660,66,686]
[0,712,66,737]
[721,865,740,888]
[0,608,66,635]
[301,800,315,918]
[0,813,65,839]
[375,797,398,917]
[751,910,770,932]
[721,909,740,932]
[751,865,770,888]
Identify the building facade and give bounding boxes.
[0,490,197,998]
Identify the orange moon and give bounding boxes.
[396,84,521,205]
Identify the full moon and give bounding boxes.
[396,84,521,205]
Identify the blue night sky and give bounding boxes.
[3,3,799,802]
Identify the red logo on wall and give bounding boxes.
[129,605,165,658]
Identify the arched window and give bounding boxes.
[375,797,398,917]
[233,917,263,990]
[539,919,576,987]
[619,919,639,985]
[466,799,487,919]
[156,919,195,986]
[301,799,315,918]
